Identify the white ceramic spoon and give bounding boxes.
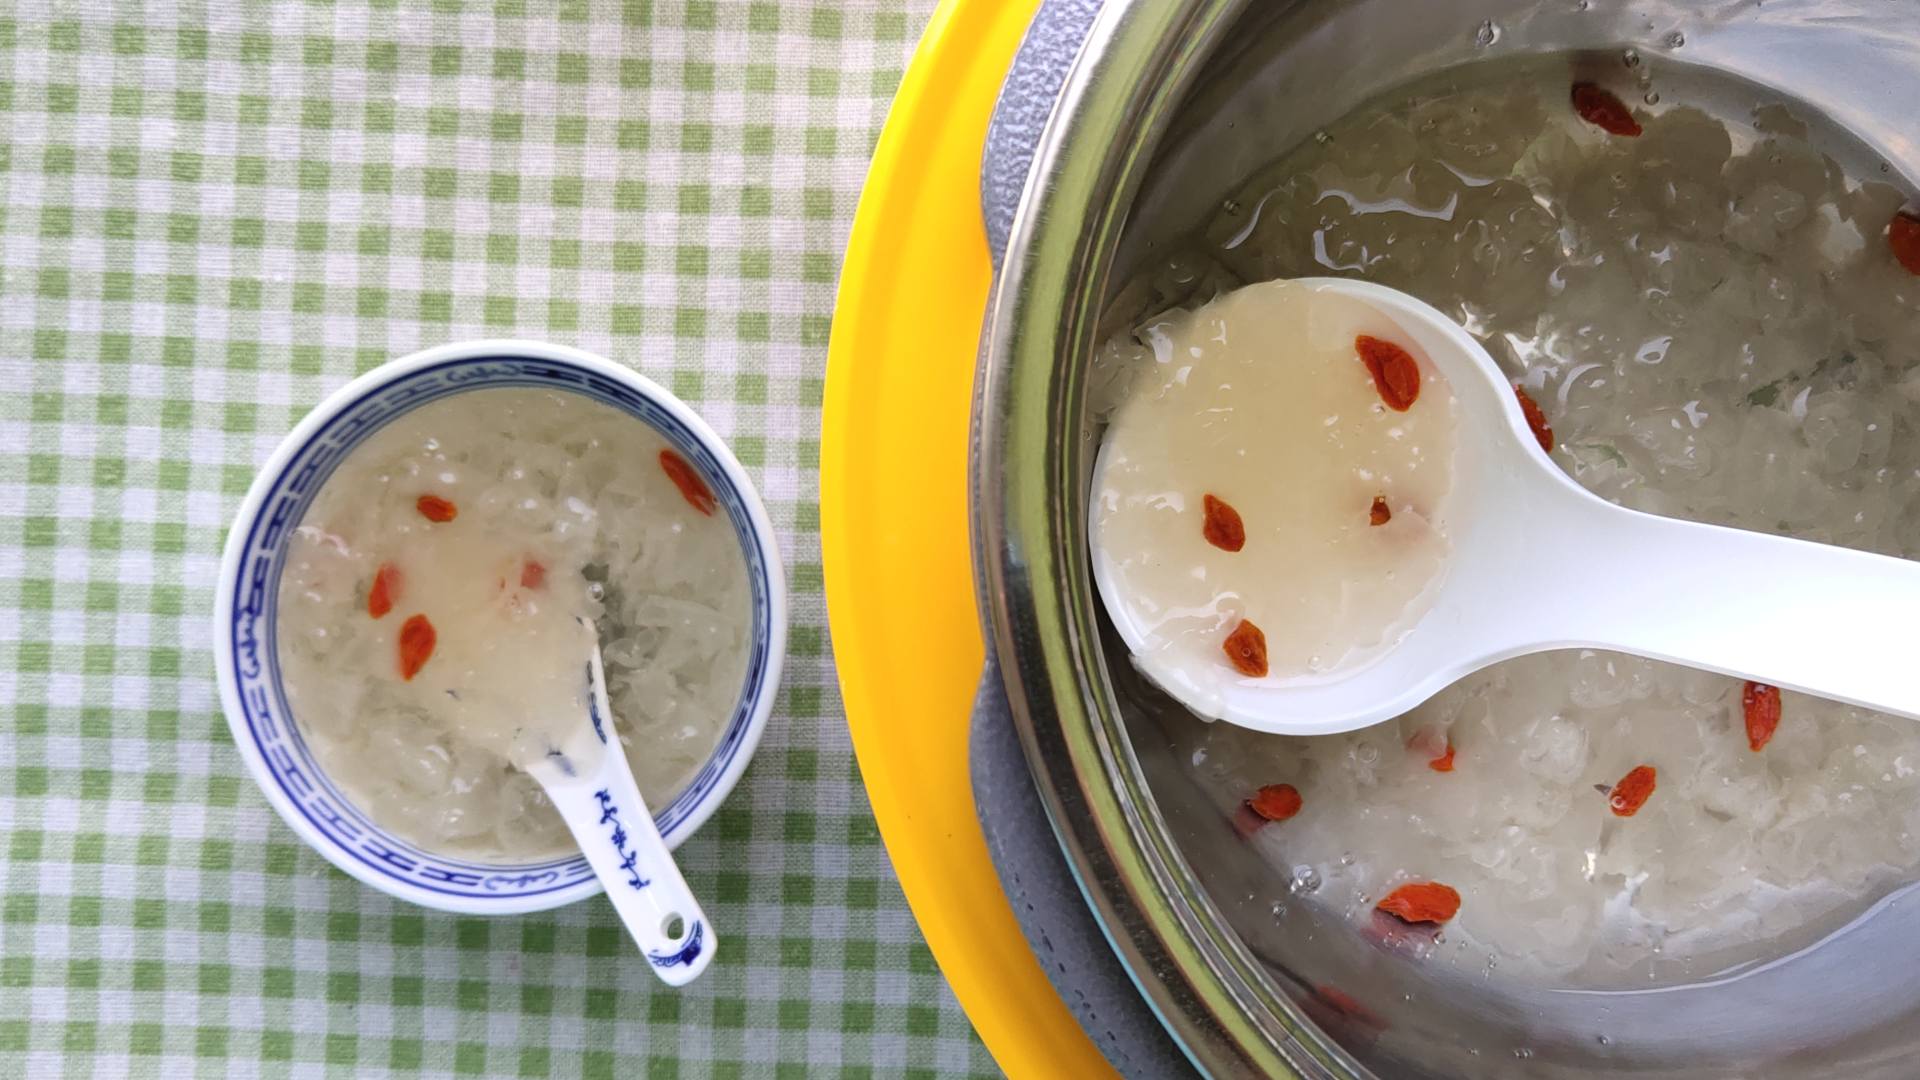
[1099,276,1920,737]
[519,617,715,986]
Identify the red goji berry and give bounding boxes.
[1406,727,1454,771]
[1743,681,1781,752]
[416,494,458,523]
[1246,783,1302,822]
[1369,495,1391,527]
[1889,211,1920,276]
[659,449,716,516]
[1571,82,1642,136]
[397,614,436,681]
[367,561,400,619]
[1609,764,1657,817]
[1355,335,1421,411]
[1202,493,1246,552]
[1514,384,1555,453]
[1376,882,1461,925]
[1222,619,1268,678]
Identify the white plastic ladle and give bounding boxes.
[1103,276,1920,737]
[519,617,714,986]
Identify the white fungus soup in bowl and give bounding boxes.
[215,341,785,913]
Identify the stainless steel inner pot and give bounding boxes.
[972,1,1920,1076]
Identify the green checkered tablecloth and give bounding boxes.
[0,1,1004,1075]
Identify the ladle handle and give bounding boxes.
[1504,494,1920,720]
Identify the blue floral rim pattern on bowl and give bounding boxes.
[216,344,783,911]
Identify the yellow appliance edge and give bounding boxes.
[822,0,1120,1075]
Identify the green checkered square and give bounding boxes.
[0,1,999,1076]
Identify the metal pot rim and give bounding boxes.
[971,1,1350,1074]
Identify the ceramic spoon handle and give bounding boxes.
[543,761,715,986]
[541,644,714,987]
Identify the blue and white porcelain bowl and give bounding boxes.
[213,340,786,914]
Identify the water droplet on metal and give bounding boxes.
[1269,900,1288,918]
[1290,866,1323,894]
[1644,91,1661,105]
[1596,1034,1612,1046]
[1222,198,1241,215]
[1623,48,1641,68]
[1514,1048,1535,1060]
[1474,19,1501,46]
[1664,30,1686,48]
[1313,130,1332,145]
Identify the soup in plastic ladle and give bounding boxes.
[1103,276,1920,737]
